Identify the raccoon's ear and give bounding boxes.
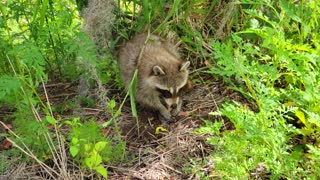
[153,65,165,75]
[179,61,190,71]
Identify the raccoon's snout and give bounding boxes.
[171,103,177,109]
[163,96,180,111]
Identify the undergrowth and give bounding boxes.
[118,0,320,178]
[66,118,125,179]
[1,0,319,179]
[197,0,320,178]
[0,0,122,178]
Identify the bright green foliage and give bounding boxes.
[199,0,320,178]
[129,69,138,122]
[66,118,126,178]
[183,158,211,180]
[0,0,81,163]
[0,0,123,176]
[0,75,21,104]
[202,104,305,178]
[0,0,81,110]
[1,0,320,178]
[11,109,53,160]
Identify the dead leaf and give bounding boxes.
[47,125,56,131]
[3,124,13,130]
[204,60,212,67]
[101,128,108,135]
[0,138,13,151]
[179,111,189,116]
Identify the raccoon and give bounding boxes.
[118,33,190,122]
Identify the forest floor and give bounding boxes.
[0,1,244,179]
[0,73,253,179]
[1,0,318,179]
[110,79,239,179]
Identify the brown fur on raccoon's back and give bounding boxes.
[118,33,190,122]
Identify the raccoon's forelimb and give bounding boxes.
[137,93,172,121]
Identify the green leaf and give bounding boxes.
[45,116,57,125]
[85,157,94,169]
[71,137,78,144]
[307,145,320,157]
[295,110,306,126]
[39,0,49,30]
[142,0,150,23]
[101,119,113,128]
[279,0,301,22]
[84,144,91,152]
[209,111,222,116]
[85,150,102,168]
[94,165,108,178]
[249,18,260,29]
[94,141,107,152]
[92,151,102,165]
[70,146,79,157]
[129,69,138,119]
[108,99,116,109]
[0,75,21,101]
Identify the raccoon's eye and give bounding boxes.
[156,88,172,98]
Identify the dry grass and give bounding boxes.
[103,80,249,179]
[0,1,252,179]
[0,77,250,179]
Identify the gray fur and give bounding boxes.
[118,33,189,121]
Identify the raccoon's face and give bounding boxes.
[149,61,190,110]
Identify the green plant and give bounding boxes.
[201,104,305,178]
[66,118,125,178]
[1,0,123,178]
[183,158,211,180]
[198,0,320,178]
[0,0,79,160]
[1,0,319,178]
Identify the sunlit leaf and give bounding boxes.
[45,116,57,125]
[70,146,79,157]
[94,141,107,152]
[295,110,306,126]
[94,165,107,178]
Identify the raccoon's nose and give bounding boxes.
[171,104,177,109]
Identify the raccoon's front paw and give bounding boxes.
[171,108,180,116]
[159,109,173,122]
[171,104,181,116]
[171,99,182,116]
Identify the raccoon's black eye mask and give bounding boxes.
[160,96,168,108]
[156,88,172,98]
